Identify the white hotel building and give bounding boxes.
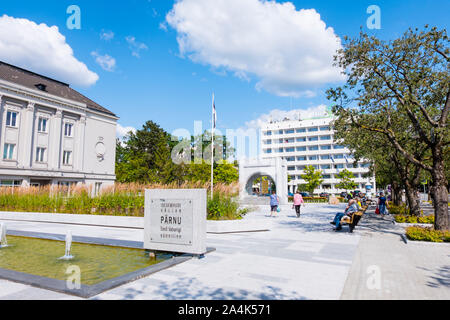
[260,110,376,196]
[0,61,118,191]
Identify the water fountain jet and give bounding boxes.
[59,230,74,260]
[0,223,8,248]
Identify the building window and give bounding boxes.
[296,128,306,133]
[334,154,344,159]
[320,135,332,140]
[334,145,345,149]
[263,140,272,145]
[320,126,330,131]
[309,155,318,161]
[36,147,46,163]
[63,151,72,165]
[335,164,344,169]
[3,144,15,160]
[323,174,331,179]
[296,137,307,142]
[285,129,295,134]
[287,166,295,171]
[264,131,272,136]
[321,155,330,160]
[38,118,48,133]
[308,136,318,141]
[6,111,18,127]
[278,130,283,134]
[308,127,318,132]
[309,146,319,151]
[286,157,295,162]
[296,147,306,152]
[265,149,272,154]
[285,147,295,152]
[297,156,307,161]
[321,145,332,150]
[0,180,22,187]
[284,138,294,143]
[278,148,284,153]
[64,123,73,137]
[321,164,331,169]
[95,182,102,196]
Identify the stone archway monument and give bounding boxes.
[239,158,288,205]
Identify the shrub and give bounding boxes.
[388,204,410,215]
[394,215,435,224]
[207,193,243,220]
[406,226,450,243]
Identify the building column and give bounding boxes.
[49,110,63,170]
[75,115,86,172]
[18,102,35,168]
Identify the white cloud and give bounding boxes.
[0,15,98,86]
[125,36,148,58]
[100,30,114,41]
[91,51,116,72]
[116,124,137,140]
[166,0,344,97]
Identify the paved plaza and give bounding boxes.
[0,204,448,300]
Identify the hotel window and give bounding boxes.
[335,164,344,169]
[320,135,332,141]
[63,151,72,165]
[320,126,330,131]
[0,180,22,187]
[321,164,331,170]
[321,145,332,150]
[36,147,46,163]
[6,111,18,127]
[309,146,319,151]
[285,147,295,152]
[285,129,295,134]
[288,166,296,171]
[296,147,306,152]
[296,128,306,133]
[298,166,306,170]
[38,118,48,133]
[297,156,307,161]
[278,130,283,134]
[3,144,15,160]
[308,127,318,132]
[308,136,318,141]
[323,174,331,179]
[263,140,272,145]
[334,145,345,149]
[264,131,272,136]
[64,123,73,137]
[321,155,330,160]
[95,182,102,196]
[286,157,295,162]
[334,154,344,159]
[265,149,272,154]
[278,148,284,153]
[296,137,306,142]
[309,155,318,161]
[285,138,295,143]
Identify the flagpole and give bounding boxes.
[211,93,215,199]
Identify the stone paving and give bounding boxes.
[341,212,450,300]
[0,203,360,300]
[0,204,448,300]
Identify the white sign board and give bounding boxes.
[144,189,207,255]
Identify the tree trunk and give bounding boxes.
[405,183,420,216]
[431,153,449,231]
[391,181,402,206]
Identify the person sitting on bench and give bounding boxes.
[330,199,360,231]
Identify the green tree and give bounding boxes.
[301,166,324,195]
[335,169,358,192]
[327,26,449,230]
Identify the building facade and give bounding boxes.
[0,61,118,191]
[260,111,376,196]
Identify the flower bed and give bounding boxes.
[406,226,450,243]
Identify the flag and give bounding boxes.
[212,94,217,129]
[344,155,349,163]
[330,156,335,163]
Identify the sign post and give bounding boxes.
[144,189,207,255]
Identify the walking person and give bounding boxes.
[378,192,388,215]
[269,190,280,217]
[293,190,304,218]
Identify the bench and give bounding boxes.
[340,205,368,233]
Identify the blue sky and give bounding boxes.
[0,0,448,138]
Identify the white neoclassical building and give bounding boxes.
[0,61,118,191]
